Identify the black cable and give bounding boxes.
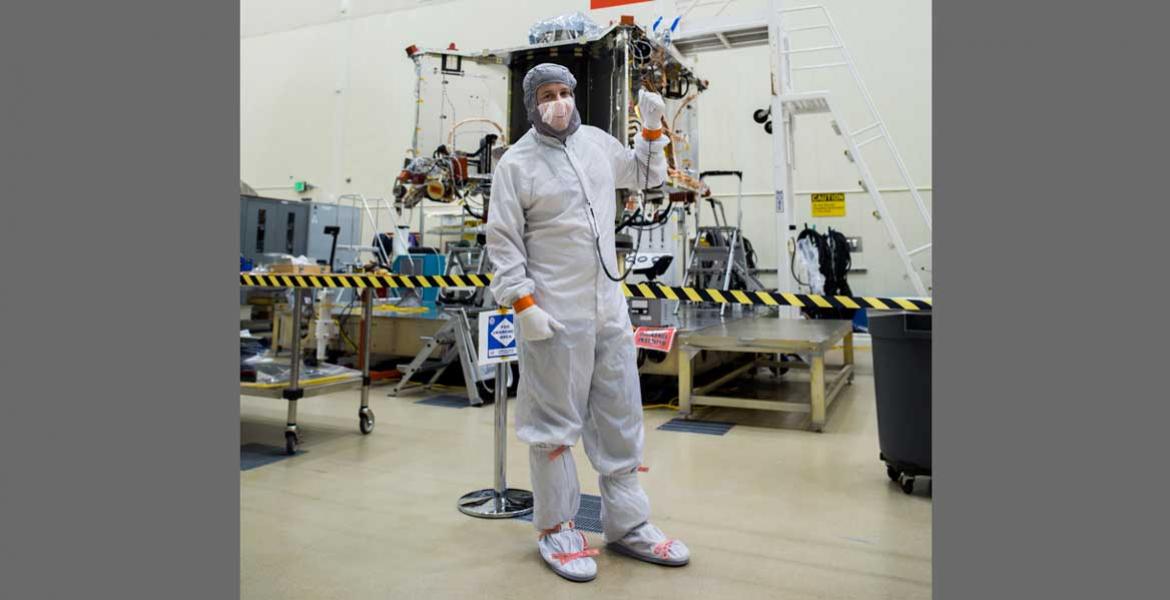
[463,202,484,221]
[663,74,691,100]
[589,128,661,282]
[590,202,642,283]
[571,123,663,283]
[631,38,653,62]
[615,207,642,232]
[790,243,809,286]
[628,219,671,233]
[616,206,670,232]
[742,236,758,270]
[627,211,672,232]
[335,292,360,352]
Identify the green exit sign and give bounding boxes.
[293,180,310,193]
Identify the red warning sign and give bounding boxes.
[634,327,677,353]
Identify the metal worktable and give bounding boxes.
[636,304,771,377]
[241,287,377,454]
[678,316,855,432]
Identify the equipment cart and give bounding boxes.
[240,285,377,454]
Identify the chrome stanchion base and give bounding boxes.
[458,329,529,518]
[457,488,534,519]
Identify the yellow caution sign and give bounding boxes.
[811,192,846,217]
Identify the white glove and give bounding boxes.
[638,90,665,131]
[516,305,564,342]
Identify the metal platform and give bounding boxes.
[677,316,855,432]
[239,374,362,400]
[636,304,771,378]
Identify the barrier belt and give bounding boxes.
[240,273,931,311]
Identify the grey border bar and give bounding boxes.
[937,2,1169,598]
[3,1,240,598]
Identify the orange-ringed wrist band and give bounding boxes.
[642,127,663,141]
[513,295,536,313]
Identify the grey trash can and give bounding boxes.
[869,311,931,494]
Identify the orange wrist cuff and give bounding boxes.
[642,127,663,141]
[513,294,536,313]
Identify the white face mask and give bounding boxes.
[538,96,575,131]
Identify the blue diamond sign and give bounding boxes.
[478,310,518,365]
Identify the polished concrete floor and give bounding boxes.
[241,351,931,599]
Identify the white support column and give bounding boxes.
[768,0,797,315]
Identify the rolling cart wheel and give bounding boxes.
[359,410,375,435]
[886,465,900,482]
[284,431,298,455]
[899,475,915,495]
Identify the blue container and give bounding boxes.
[852,308,869,333]
[392,254,447,304]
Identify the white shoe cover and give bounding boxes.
[538,524,599,582]
[608,522,690,567]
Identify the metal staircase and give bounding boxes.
[779,89,930,295]
[390,307,489,405]
[670,1,932,296]
[390,247,500,406]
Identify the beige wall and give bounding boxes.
[242,0,931,296]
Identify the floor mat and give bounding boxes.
[656,418,735,436]
[241,443,296,470]
[517,493,603,534]
[415,394,470,409]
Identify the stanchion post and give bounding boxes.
[457,312,533,518]
[492,362,508,512]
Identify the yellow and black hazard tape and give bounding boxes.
[241,272,931,311]
[621,281,931,311]
[240,272,491,290]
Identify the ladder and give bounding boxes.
[669,1,932,296]
[390,247,499,405]
[441,245,490,305]
[779,89,930,295]
[773,3,931,295]
[336,193,402,266]
[390,307,490,406]
[681,170,766,314]
[684,226,750,290]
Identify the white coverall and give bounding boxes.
[486,124,669,542]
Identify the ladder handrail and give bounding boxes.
[779,4,824,14]
[830,104,927,295]
[337,193,391,266]
[777,4,932,231]
[823,8,932,230]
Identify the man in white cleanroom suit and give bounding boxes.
[486,63,691,582]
